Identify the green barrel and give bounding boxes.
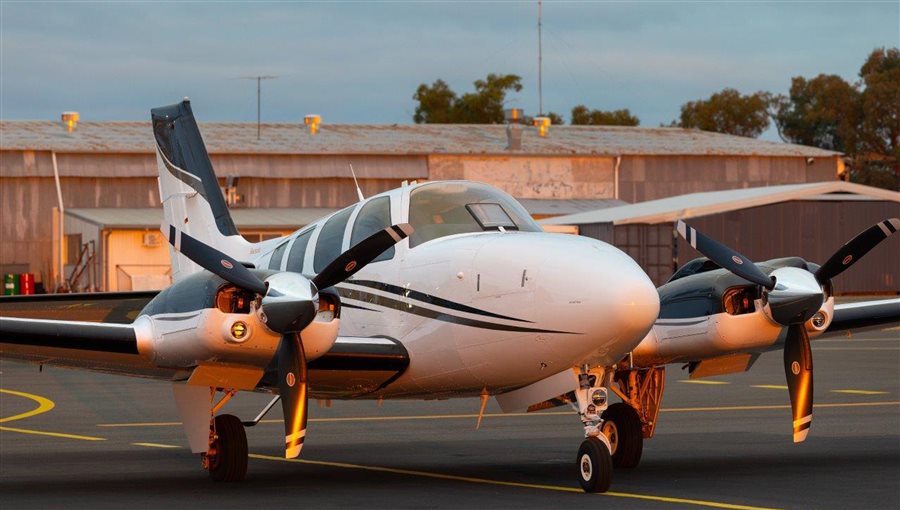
[4,273,19,295]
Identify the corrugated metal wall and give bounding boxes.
[617,156,838,202]
[578,200,899,293]
[0,148,841,288]
[679,200,900,294]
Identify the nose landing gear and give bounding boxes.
[577,435,612,493]
[574,366,613,493]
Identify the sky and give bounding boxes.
[1,1,898,137]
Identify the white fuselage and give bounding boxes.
[254,182,660,399]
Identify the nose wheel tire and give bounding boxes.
[577,437,612,493]
[601,402,643,469]
[208,414,248,482]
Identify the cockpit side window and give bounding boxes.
[313,206,354,273]
[351,196,394,263]
[408,182,541,248]
[286,229,314,273]
[268,241,289,270]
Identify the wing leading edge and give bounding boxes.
[827,298,900,333]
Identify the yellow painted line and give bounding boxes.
[98,421,183,428]
[0,388,55,423]
[662,401,899,413]
[814,347,900,351]
[817,337,899,343]
[0,388,107,441]
[97,401,900,428]
[0,425,106,441]
[831,389,889,396]
[751,385,788,390]
[132,442,180,448]
[249,453,779,510]
[679,380,730,385]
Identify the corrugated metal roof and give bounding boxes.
[66,208,337,230]
[540,181,900,226]
[0,120,840,158]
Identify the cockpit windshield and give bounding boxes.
[408,182,542,248]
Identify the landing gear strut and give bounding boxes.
[604,365,666,469]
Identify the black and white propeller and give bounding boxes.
[164,223,413,458]
[676,218,899,443]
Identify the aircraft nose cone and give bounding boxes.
[539,236,659,362]
[609,261,660,340]
[599,252,660,348]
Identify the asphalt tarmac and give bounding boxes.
[1,326,898,510]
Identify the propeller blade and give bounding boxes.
[676,220,774,289]
[784,324,813,443]
[164,225,267,294]
[815,218,900,284]
[277,333,308,459]
[313,224,414,290]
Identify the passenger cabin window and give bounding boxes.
[408,182,541,248]
[286,229,314,273]
[351,196,394,263]
[268,241,289,270]
[314,206,354,273]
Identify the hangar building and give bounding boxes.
[540,181,900,293]
[0,118,841,291]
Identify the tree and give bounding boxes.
[570,105,639,126]
[412,73,522,124]
[856,47,899,188]
[770,74,860,152]
[770,48,899,190]
[412,79,457,124]
[672,88,771,137]
[544,111,565,125]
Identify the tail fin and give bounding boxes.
[151,100,251,282]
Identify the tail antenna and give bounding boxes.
[349,163,365,202]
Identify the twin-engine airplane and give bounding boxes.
[1,100,897,493]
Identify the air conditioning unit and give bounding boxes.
[142,232,163,248]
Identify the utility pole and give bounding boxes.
[538,0,543,116]
[240,75,280,140]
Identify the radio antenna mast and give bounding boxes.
[538,0,543,116]
[349,163,365,202]
[239,75,281,140]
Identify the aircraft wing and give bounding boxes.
[0,291,158,323]
[827,298,900,333]
[0,291,171,378]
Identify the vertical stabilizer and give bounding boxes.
[151,100,251,282]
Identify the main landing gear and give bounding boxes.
[573,364,666,492]
[206,414,248,482]
[201,389,249,482]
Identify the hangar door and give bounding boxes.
[614,224,675,286]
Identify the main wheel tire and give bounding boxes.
[209,414,248,482]
[601,402,643,469]
[577,437,612,493]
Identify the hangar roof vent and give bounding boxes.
[61,112,80,133]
